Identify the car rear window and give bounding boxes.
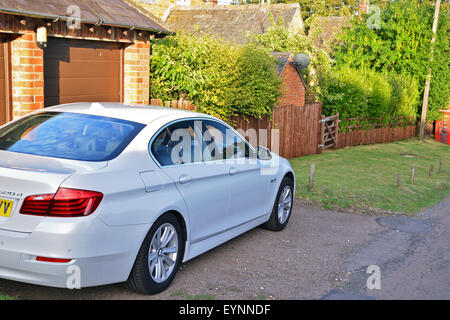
[0,112,145,162]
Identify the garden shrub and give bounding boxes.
[229,44,282,119]
[362,69,392,119]
[317,67,369,120]
[150,32,281,121]
[388,73,419,119]
[318,67,419,128]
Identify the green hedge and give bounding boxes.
[317,67,419,126]
[150,32,281,121]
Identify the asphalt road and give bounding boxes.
[0,197,449,300]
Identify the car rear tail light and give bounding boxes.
[20,188,103,217]
[36,257,72,263]
[48,188,103,217]
[20,194,54,216]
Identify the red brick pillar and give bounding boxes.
[123,40,151,105]
[11,32,44,119]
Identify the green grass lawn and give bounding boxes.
[0,295,16,300]
[290,138,450,215]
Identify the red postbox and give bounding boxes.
[435,109,449,145]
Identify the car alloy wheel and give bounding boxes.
[127,213,184,295]
[277,185,292,225]
[263,176,294,232]
[148,223,179,283]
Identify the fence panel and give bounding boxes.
[232,103,322,159]
[336,123,418,149]
[149,99,417,158]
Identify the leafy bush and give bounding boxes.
[150,32,281,121]
[363,69,392,118]
[318,67,419,127]
[317,67,369,119]
[229,44,282,119]
[388,73,419,119]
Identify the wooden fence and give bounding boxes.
[150,98,197,111]
[149,98,418,158]
[150,98,322,159]
[234,103,323,159]
[273,103,322,158]
[336,117,418,149]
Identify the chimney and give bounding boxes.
[358,0,369,17]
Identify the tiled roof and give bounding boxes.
[271,52,292,77]
[165,3,303,44]
[0,0,169,33]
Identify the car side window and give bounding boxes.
[151,119,256,166]
[203,120,255,160]
[151,120,202,166]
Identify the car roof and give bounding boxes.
[45,102,214,124]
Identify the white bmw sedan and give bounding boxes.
[0,103,295,294]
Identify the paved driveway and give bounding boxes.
[0,197,449,300]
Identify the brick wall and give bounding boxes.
[278,58,306,107]
[123,41,151,105]
[11,32,44,118]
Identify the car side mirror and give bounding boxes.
[257,146,272,161]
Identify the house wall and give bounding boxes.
[278,57,306,107]
[0,13,152,121]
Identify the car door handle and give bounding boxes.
[229,167,238,176]
[179,175,191,184]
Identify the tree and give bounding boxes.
[333,0,449,121]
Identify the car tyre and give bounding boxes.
[263,176,294,232]
[127,213,184,295]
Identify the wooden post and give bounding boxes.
[319,115,325,154]
[397,174,402,189]
[334,113,339,149]
[439,160,443,174]
[177,98,184,109]
[429,165,434,177]
[411,167,415,185]
[309,164,315,191]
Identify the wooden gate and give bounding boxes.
[319,113,339,152]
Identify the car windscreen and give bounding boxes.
[0,112,145,162]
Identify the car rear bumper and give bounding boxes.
[0,216,149,288]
